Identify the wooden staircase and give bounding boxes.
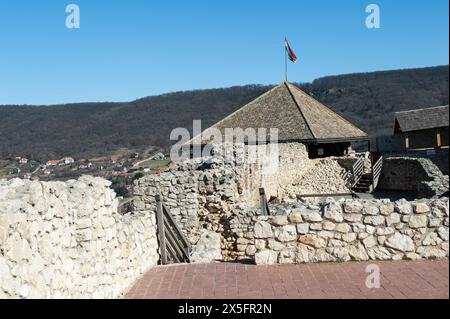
[351,152,383,194]
[353,173,376,193]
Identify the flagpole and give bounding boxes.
[284,39,287,82]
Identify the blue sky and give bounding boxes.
[0,0,448,105]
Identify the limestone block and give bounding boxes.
[414,202,430,214]
[190,230,222,264]
[254,250,278,265]
[409,215,427,229]
[379,202,395,216]
[254,221,273,239]
[288,212,303,223]
[344,214,363,223]
[298,234,327,248]
[335,223,351,233]
[437,227,449,241]
[362,236,377,248]
[323,203,343,222]
[395,199,413,215]
[385,232,415,252]
[343,200,363,214]
[322,221,336,231]
[364,215,385,226]
[301,210,323,223]
[386,213,401,226]
[347,243,369,261]
[269,215,288,226]
[367,246,392,260]
[296,223,309,234]
[362,206,379,216]
[274,225,297,242]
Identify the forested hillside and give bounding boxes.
[1,65,448,161]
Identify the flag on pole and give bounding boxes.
[285,38,297,63]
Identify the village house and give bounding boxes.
[46,160,60,167]
[78,162,93,169]
[394,105,449,151]
[18,157,28,164]
[150,152,166,160]
[60,156,75,165]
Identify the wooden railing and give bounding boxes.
[297,192,360,199]
[351,156,365,187]
[259,188,271,216]
[155,194,190,265]
[340,169,354,190]
[371,154,383,185]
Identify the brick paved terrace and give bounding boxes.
[124,259,449,299]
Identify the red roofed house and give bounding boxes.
[46,160,60,167]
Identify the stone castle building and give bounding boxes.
[188,81,370,205]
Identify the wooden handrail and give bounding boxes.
[155,194,190,265]
[163,222,187,263]
[297,192,360,199]
[372,155,383,184]
[156,197,167,264]
[161,201,191,249]
[351,156,365,187]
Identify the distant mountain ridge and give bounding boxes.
[1,65,448,161]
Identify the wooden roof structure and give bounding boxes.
[190,81,368,145]
[394,105,449,133]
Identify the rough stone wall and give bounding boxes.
[132,143,315,261]
[132,143,409,262]
[246,143,313,204]
[133,171,201,244]
[0,176,159,299]
[379,157,449,198]
[227,207,260,260]
[133,145,246,261]
[229,197,449,265]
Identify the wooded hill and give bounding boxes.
[1,65,448,161]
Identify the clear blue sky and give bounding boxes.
[1,0,448,105]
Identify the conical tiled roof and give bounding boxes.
[191,81,368,144]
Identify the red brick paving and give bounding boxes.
[124,259,449,299]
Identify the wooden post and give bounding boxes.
[155,194,167,265]
[436,128,442,149]
[259,188,266,216]
[405,133,410,149]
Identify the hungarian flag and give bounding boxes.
[285,38,297,63]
